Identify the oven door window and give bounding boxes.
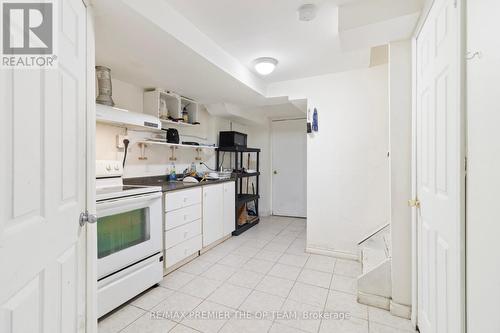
[97,208,150,259]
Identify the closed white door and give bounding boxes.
[202,184,223,246]
[272,119,307,217]
[222,182,235,236]
[0,1,88,332]
[415,0,464,332]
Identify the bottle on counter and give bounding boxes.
[169,162,177,181]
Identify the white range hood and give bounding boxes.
[96,104,162,131]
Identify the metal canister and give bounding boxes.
[95,66,115,106]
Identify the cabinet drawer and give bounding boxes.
[164,235,202,269]
[165,219,201,249]
[165,188,202,212]
[165,204,201,231]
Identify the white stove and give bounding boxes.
[95,160,163,318]
[96,160,161,201]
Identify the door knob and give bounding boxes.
[79,210,97,227]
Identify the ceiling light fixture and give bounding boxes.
[254,57,278,75]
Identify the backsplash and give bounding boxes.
[96,123,219,178]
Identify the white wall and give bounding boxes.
[96,78,272,216]
[268,65,390,258]
[466,1,500,331]
[388,40,412,309]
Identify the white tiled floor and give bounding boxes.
[98,216,416,333]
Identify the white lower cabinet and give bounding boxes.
[202,182,235,248]
[164,188,203,270]
[222,182,236,235]
[202,184,224,247]
[164,235,202,268]
[165,219,202,249]
[165,187,201,212]
[165,204,201,230]
[163,181,235,269]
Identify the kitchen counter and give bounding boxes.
[124,175,235,193]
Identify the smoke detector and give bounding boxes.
[298,4,317,22]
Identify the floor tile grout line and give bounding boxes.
[216,224,293,333]
[114,306,147,333]
[170,322,204,333]
[180,295,241,333]
[107,285,191,332]
[204,280,253,310]
[230,221,300,333]
[268,226,314,333]
[209,243,274,333]
[316,259,337,333]
[109,219,323,333]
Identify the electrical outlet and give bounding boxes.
[116,135,129,149]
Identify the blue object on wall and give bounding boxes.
[312,108,318,132]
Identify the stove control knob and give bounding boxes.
[114,164,120,171]
[106,164,111,171]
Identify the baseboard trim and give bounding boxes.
[390,300,412,319]
[260,210,271,217]
[306,246,359,261]
[200,234,232,254]
[357,291,390,310]
[163,252,199,275]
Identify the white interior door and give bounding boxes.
[0,1,88,332]
[415,0,464,332]
[272,119,307,217]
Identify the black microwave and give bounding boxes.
[219,131,247,148]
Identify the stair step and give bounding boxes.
[362,247,388,274]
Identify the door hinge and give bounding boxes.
[464,156,468,175]
[408,199,421,209]
[79,210,97,227]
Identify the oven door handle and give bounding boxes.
[96,192,162,211]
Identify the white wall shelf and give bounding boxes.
[160,119,198,127]
[143,89,200,127]
[136,140,217,150]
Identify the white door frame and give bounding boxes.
[410,0,467,330]
[85,3,98,333]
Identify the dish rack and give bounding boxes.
[216,171,232,180]
[205,170,232,180]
